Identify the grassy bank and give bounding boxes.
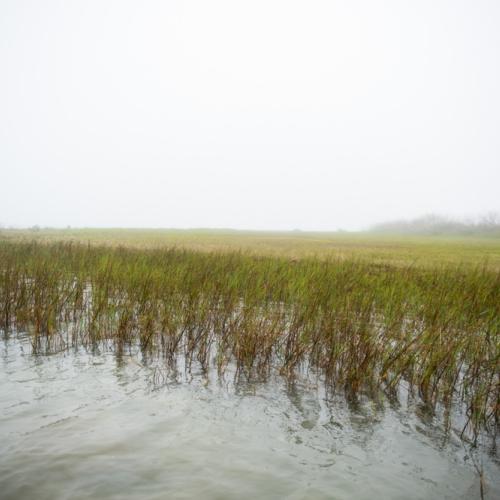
[0,238,498,439]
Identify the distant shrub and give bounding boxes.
[371,213,500,236]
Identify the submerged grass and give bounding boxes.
[0,240,498,441]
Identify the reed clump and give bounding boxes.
[0,240,498,439]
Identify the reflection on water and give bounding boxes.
[0,333,498,500]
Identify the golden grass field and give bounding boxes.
[2,228,500,269]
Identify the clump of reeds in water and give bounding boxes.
[0,240,498,442]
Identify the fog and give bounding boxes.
[1,0,499,231]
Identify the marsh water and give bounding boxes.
[1,333,498,500]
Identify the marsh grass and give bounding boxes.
[0,240,498,442]
[3,227,500,269]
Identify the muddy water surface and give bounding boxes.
[1,333,498,500]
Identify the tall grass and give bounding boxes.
[0,240,498,440]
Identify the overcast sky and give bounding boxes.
[1,0,499,230]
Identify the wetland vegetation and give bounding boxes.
[1,231,498,445]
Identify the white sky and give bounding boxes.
[1,0,499,230]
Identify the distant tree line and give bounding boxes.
[370,213,500,236]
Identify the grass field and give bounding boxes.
[2,228,500,269]
[0,230,499,439]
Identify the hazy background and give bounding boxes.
[1,0,499,231]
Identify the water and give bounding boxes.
[1,334,498,500]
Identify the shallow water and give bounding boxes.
[1,334,498,500]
